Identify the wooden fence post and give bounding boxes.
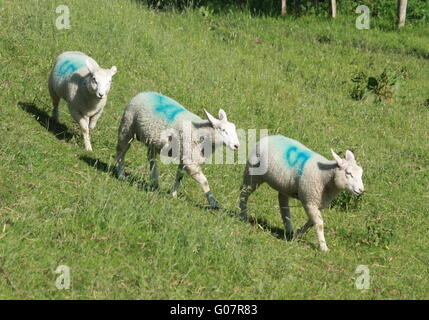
[281,0,286,16]
[397,0,408,28]
[331,0,337,18]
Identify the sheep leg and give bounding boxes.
[305,206,328,252]
[71,111,92,152]
[147,147,159,190]
[89,108,104,130]
[239,183,259,221]
[171,163,185,198]
[184,164,218,209]
[239,164,262,220]
[295,219,314,238]
[115,134,133,181]
[278,193,293,240]
[49,88,60,122]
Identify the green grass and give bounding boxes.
[0,0,428,299]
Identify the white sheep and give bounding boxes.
[48,51,117,151]
[239,135,364,251]
[115,91,240,209]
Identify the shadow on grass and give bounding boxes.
[247,215,287,241]
[196,203,288,241]
[216,207,317,248]
[18,101,75,141]
[80,156,310,245]
[79,155,171,195]
[247,216,318,249]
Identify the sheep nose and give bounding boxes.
[358,188,365,194]
[234,144,239,150]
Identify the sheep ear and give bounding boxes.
[345,150,356,163]
[86,59,96,74]
[331,149,345,169]
[110,66,117,76]
[204,109,221,128]
[218,109,227,122]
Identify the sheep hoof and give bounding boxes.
[149,183,159,191]
[239,213,248,221]
[320,245,329,252]
[210,202,220,210]
[285,231,294,241]
[206,192,219,210]
[294,227,305,239]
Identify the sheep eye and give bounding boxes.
[346,171,353,178]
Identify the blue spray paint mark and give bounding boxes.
[153,94,186,123]
[56,58,86,78]
[284,146,312,177]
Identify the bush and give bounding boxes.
[142,0,281,15]
[361,209,395,247]
[140,0,429,25]
[351,67,407,103]
[330,190,363,212]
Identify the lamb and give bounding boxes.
[115,91,240,209]
[239,135,364,251]
[48,51,117,151]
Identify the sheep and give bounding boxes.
[48,51,117,151]
[115,91,240,209]
[239,135,364,251]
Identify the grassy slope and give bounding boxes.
[0,0,428,299]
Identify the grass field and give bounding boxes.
[0,0,428,299]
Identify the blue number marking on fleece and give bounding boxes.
[284,146,312,177]
[56,58,86,78]
[153,94,186,123]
